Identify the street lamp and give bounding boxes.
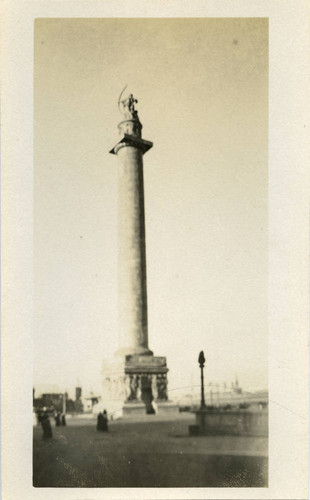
[198,351,206,409]
[63,391,66,414]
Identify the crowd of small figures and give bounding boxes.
[36,407,108,439]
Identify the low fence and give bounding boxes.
[190,409,268,436]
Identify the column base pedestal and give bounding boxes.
[102,352,172,417]
[122,400,178,417]
[156,401,179,415]
[122,402,149,417]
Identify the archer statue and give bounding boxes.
[118,85,139,119]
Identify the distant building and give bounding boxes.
[75,387,82,400]
[33,388,82,413]
[33,392,75,412]
[82,395,100,412]
[33,386,103,413]
[74,386,84,412]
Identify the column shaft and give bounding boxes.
[117,145,150,355]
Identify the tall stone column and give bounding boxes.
[110,94,153,356]
[102,92,175,417]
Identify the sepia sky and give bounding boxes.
[34,18,268,399]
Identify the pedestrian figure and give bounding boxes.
[54,410,61,427]
[40,407,53,439]
[102,410,108,432]
[61,413,66,426]
[97,410,108,431]
[97,411,104,431]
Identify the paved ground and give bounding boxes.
[33,414,268,487]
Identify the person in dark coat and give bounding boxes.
[97,411,104,431]
[37,409,42,424]
[54,410,61,427]
[102,410,108,432]
[40,407,53,439]
[61,413,66,426]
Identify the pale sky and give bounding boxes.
[34,18,268,400]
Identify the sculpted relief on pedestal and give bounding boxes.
[156,374,168,401]
[124,372,168,402]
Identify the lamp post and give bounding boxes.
[63,392,66,414]
[198,351,206,409]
